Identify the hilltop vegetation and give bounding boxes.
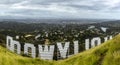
[56,35,120,65]
[0,46,53,65]
[1,35,120,65]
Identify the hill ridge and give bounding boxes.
[1,34,120,65]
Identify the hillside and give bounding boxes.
[56,34,120,65]
[0,46,53,65]
[1,35,120,65]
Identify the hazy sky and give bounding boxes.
[1,0,120,19]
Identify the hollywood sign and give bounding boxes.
[6,36,113,60]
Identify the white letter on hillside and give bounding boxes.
[38,45,55,60]
[6,36,13,50]
[11,40,21,54]
[104,36,113,42]
[91,37,101,48]
[85,39,90,50]
[57,42,70,58]
[74,41,79,54]
[6,36,21,54]
[24,43,36,58]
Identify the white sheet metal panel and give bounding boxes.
[24,43,36,58]
[38,45,55,60]
[57,42,70,58]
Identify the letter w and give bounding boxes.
[38,45,55,60]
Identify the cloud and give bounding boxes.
[11,2,78,13]
[0,0,120,19]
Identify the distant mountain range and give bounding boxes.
[0,19,116,24]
